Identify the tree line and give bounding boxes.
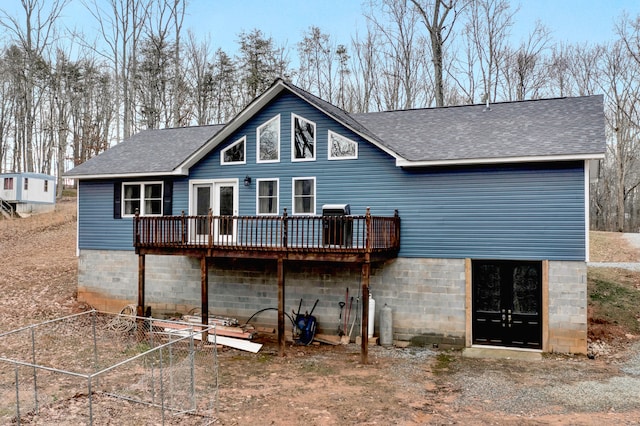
[0,0,638,232]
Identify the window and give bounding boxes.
[123,182,163,216]
[257,115,280,163]
[257,179,279,215]
[221,137,246,164]
[44,180,49,192]
[24,178,29,190]
[328,131,358,160]
[292,114,315,161]
[3,178,13,190]
[292,177,315,215]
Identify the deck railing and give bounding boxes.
[134,208,400,254]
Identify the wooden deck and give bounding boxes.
[133,208,400,262]
[133,208,399,363]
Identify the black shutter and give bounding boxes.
[114,182,122,219]
[163,180,173,216]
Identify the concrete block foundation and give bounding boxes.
[77,250,587,353]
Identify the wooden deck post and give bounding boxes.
[361,207,372,364]
[277,257,286,357]
[137,254,145,317]
[201,256,209,343]
[361,262,370,364]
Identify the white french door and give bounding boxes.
[191,180,238,243]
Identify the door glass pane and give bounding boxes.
[474,264,501,312]
[218,186,234,236]
[512,265,540,314]
[196,186,211,235]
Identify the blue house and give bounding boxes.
[65,79,605,359]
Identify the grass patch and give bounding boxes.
[61,188,77,198]
[432,353,455,375]
[588,268,640,337]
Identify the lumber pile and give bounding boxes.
[181,314,256,340]
[151,314,261,353]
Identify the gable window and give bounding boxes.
[328,131,358,160]
[221,136,246,165]
[123,182,163,216]
[257,179,279,215]
[24,178,29,190]
[3,177,13,190]
[44,180,49,192]
[257,115,280,163]
[292,114,315,161]
[292,177,315,215]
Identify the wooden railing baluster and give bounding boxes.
[133,210,400,254]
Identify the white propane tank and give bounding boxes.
[368,292,375,338]
[380,304,393,346]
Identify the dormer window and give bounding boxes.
[292,114,316,162]
[328,131,358,160]
[257,115,280,163]
[221,137,246,165]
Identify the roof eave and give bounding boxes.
[63,168,188,180]
[396,152,606,168]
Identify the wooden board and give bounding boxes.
[166,329,263,353]
[153,319,255,339]
[313,333,341,345]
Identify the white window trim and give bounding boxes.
[292,177,316,216]
[256,178,280,216]
[291,113,316,162]
[220,136,246,165]
[257,114,281,163]
[328,130,358,160]
[122,181,164,217]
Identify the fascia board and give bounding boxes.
[396,152,606,168]
[63,169,188,180]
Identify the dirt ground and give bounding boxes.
[2,201,640,425]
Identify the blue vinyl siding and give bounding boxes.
[79,181,135,250]
[78,91,586,260]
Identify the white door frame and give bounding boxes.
[189,179,239,243]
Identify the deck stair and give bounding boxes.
[0,197,14,219]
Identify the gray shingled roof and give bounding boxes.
[65,80,605,179]
[352,95,605,163]
[65,125,223,177]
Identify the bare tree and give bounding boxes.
[0,0,69,172]
[410,0,462,106]
[350,28,381,112]
[501,21,551,101]
[606,17,640,231]
[463,0,516,103]
[84,0,150,139]
[297,26,335,101]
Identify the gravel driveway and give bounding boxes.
[445,342,640,415]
